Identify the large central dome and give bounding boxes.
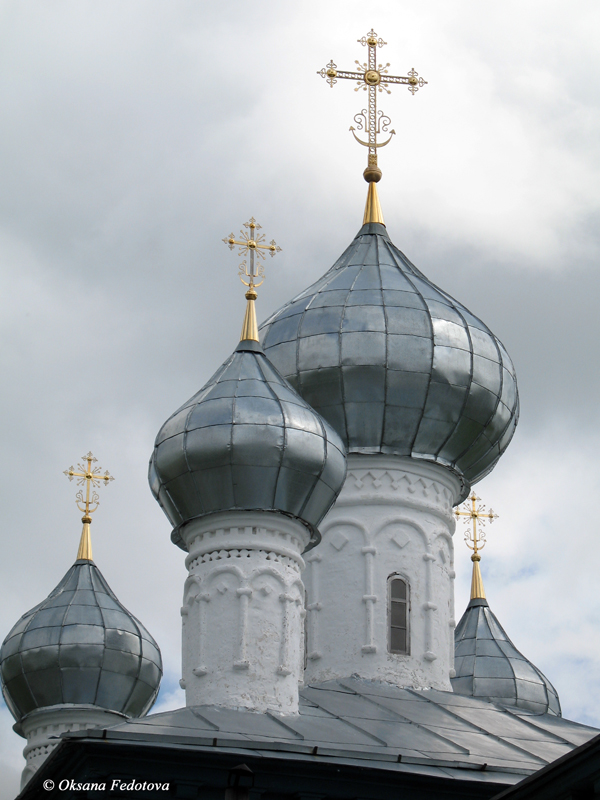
[260,221,519,493]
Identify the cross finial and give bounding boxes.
[454,492,498,600]
[222,217,281,342]
[318,28,427,220]
[63,452,114,561]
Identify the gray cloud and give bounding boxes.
[0,1,599,795]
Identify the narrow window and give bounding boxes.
[303,588,308,670]
[388,576,409,654]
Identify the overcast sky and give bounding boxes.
[1,1,599,794]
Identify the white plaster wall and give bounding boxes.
[18,706,126,788]
[180,511,310,714]
[304,455,461,690]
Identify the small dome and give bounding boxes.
[0,560,162,724]
[452,598,560,715]
[260,222,519,496]
[149,339,347,549]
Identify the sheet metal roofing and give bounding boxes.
[453,599,561,716]
[150,340,347,547]
[95,678,596,784]
[0,560,162,724]
[260,223,519,496]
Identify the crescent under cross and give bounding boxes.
[63,451,114,561]
[317,29,428,176]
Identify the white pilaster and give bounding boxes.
[17,706,127,788]
[303,455,461,690]
[180,511,311,714]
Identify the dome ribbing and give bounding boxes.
[150,340,347,549]
[1,560,162,724]
[260,222,519,497]
[452,598,560,716]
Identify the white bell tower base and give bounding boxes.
[180,510,311,714]
[303,455,461,690]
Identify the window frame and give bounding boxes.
[388,574,410,655]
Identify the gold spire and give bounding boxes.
[470,556,485,600]
[77,521,93,561]
[222,217,281,341]
[63,452,114,561]
[318,29,428,222]
[363,180,385,225]
[454,491,498,600]
[240,286,259,342]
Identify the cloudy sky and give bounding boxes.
[1,0,599,793]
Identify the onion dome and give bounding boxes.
[453,597,561,716]
[149,233,347,549]
[452,501,560,716]
[0,559,163,725]
[260,217,519,497]
[1,453,162,726]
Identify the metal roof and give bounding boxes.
[453,598,561,716]
[491,731,600,800]
[91,678,596,784]
[260,222,520,497]
[0,560,162,724]
[149,339,347,548]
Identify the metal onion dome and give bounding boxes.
[149,339,347,550]
[260,222,519,499]
[0,560,162,724]
[452,598,561,716]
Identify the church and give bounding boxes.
[2,30,598,800]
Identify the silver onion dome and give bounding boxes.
[452,598,560,715]
[260,222,519,496]
[0,559,163,724]
[149,339,347,549]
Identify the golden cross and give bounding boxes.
[222,217,281,291]
[64,451,114,519]
[454,491,498,558]
[223,217,282,343]
[318,29,427,178]
[63,452,114,561]
[454,492,498,601]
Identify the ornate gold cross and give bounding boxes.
[223,217,281,291]
[223,217,281,343]
[454,492,498,600]
[64,452,114,561]
[318,29,427,179]
[455,491,498,557]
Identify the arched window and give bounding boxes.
[388,576,409,654]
